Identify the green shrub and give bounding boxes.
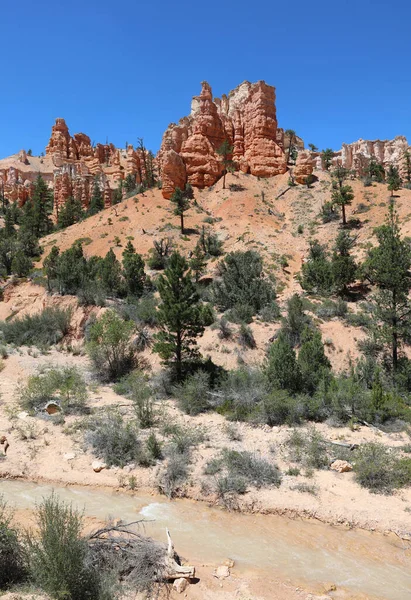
[354,443,411,493]
[85,412,141,467]
[173,371,211,415]
[158,449,189,498]
[206,449,281,494]
[286,428,329,469]
[217,367,266,421]
[0,496,27,589]
[27,493,103,600]
[315,298,348,319]
[18,366,88,414]
[87,310,138,382]
[225,303,254,324]
[130,373,154,428]
[217,317,232,339]
[0,307,72,347]
[118,295,158,327]
[258,390,302,426]
[259,302,281,322]
[238,323,256,349]
[213,251,275,314]
[146,433,162,460]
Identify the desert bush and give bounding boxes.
[354,442,411,493]
[286,428,329,469]
[225,303,254,324]
[134,325,153,351]
[196,227,223,257]
[259,302,281,322]
[173,370,211,415]
[223,423,242,441]
[118,295,158,327]
[0,496,27,589]
[146,432,162,460]
[257,390,303,426]
[157,449,189,498]
[217,317,232,339]
[0,307,72,348]
[321,201,339,223]
[238,323,256,349]
[18,366,88,414]
[85,412,141,467]
[206,449,281,495]
[87,310,138,382]
[217,366,267,420]
[229,183,246,192]
[27,493,103,600]
[315,298,348,319]
[130,373,154,428]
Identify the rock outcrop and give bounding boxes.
[158,80,287,197]
[312,136,411,177]
[294,150,314,184]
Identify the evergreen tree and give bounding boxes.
[122,241,146,297]
[285,129,297,164]
[331,230,357,293]
[386,165,402,197]
[55,241,87,294]
[124,174,136,193]
[170,185,192,234]
[153,252,205,380]
[3,208,15,237]
[190,244,207,283]
[364,203,411,370]
[331,167,354,225]
[403,150,411,184]
[299,240,333,295]
[88,180,104,216]
[216,140,234,189]
[44,245,60,292]
[0,237,16,275]
[298,327,331,394]
[99,248,123,296]
[11,248,32,277]
[112,180,123,204]
[366,158,385,182]
[21,175,53,238]
[321,148,334,171]
[308,143,318,152]
[266,333,301,393]
[281,293,312,347]
[57,196,83,229]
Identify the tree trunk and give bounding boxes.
[222,170,226,189]
[342,203,346,226]
[176,331,182,381]
[180,212,184,234]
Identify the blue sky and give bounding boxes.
[1,0,410,157]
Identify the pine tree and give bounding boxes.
[331,230,357,293]
[298,327,331,394]
[170,185,192,234]
[11,248,32,277]
[190,245,207,283]
[386,165,402,197]
[285,129,297,164]
[153,252,205,380]
[367,158,385,182]
[266,333,301,393]
[44,245,60,292]
[57,196,83,229]
[88,180,104,215]
[364,202,411,370]
[332,182,354,226]
[321,148,334,171]
[24,175,53,238]
[99,249,123,296]
[403,150,411,184]
[308,143,318,152]
[216,140,234,189]
[122,242,146,297]
[299,240,333,295]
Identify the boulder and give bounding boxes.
[213,565,230,579]
[330,460,353,473]
[173,578,189,593]
[44,402,61,415]
[294,150,314,184]
[92,460,107,473]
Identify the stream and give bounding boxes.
[1,479,410,599]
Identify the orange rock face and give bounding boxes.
[294,150,314,184]
[157,80,287,198]
[161,150,187,199]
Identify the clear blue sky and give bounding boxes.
[1,0,410,157]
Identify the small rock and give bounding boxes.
[123,465,131,473]
[63,452,76,461]
[92,460,107,473]
[173,578,189,593]
[223,558,235,568]
[128,463,136,470]
[17,411,29,420]
[330,460,353,473]
[44,402,61,415]
[214,565,230,579]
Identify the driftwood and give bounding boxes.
[87,521,195,588]
[327,440,359,451]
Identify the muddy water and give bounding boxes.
[1,479,410,600]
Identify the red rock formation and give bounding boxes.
[73,133,94,158]
[294,150,314,184]
[46,118,72,160]
[161,150,187,198]
[158,80,287,197]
